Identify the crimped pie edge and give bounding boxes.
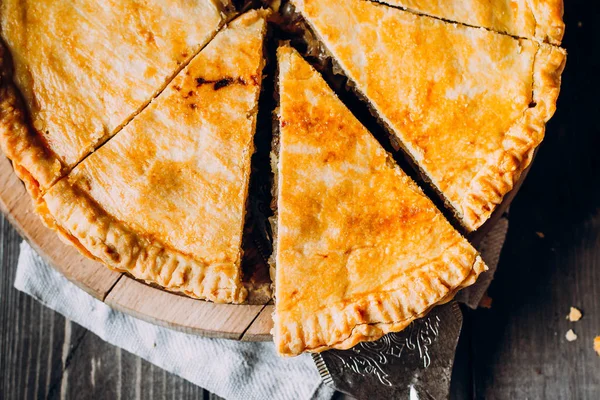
[274,251,486,356]
[458,44,566,230]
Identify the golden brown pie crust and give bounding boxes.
[0,0,565,353]
[274,45,487,356]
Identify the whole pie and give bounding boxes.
[0,0,565,355]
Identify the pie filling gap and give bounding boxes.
[241,19,278,305]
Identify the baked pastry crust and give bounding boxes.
[40,10,268,303]
[376,0,564,44]
[0,0,227,198]
[292,0,566,231]
[274,45,487,356]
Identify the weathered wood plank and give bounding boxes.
[470,212,600,399]
[0,216,88,399]
[47,328,206,399]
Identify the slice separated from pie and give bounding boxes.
[291,0,566,231]
[373,0,564,44]
[0,0,231,199]
[39,10,269,303]
[273,45,487,356]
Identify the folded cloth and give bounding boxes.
[14,242,335,400]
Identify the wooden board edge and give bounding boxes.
[105,276,267,340]
[240,304,274,342]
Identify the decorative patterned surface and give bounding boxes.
[327,313,441,386]
[314,302,463,398]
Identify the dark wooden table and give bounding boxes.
[1,1,599,399]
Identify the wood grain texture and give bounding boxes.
[105,276,265,339]
[46,327,212,400]
[241,305,274,342]
[0,215,88,399]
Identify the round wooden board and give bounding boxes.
[0,150,533,342]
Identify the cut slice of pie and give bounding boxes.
[291,0,566,231]
[0,0,231,198]
[39,10,269,304]
[373,0,565,44]
[272,45,487,356]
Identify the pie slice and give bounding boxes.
[291,0,566,231]
[373,0,564,44]
[272,45,487,356]
[39,10,268,304]
[0,0,231,198]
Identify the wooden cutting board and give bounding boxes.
[0,149,530,342]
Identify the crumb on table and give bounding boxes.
[479,293,493,309]
[567,307,583,322]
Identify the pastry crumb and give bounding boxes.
[566,329,577,342]
[567,307,582,322]
[594,337,600,356]
[535,231,545,238]
[479,293,493,309]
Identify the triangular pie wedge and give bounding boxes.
[291,0,566,231]
[40,10,268,304]
[373,0,564,44]
[0,0,230,198]
[273,45,487,356]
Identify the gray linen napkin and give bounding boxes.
[14,241,335,400]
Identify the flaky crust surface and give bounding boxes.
[274,46,487,356]
[378,0,564,44]
[0,0,226,195]
[293,0,566,231]
[40,11,268,304]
